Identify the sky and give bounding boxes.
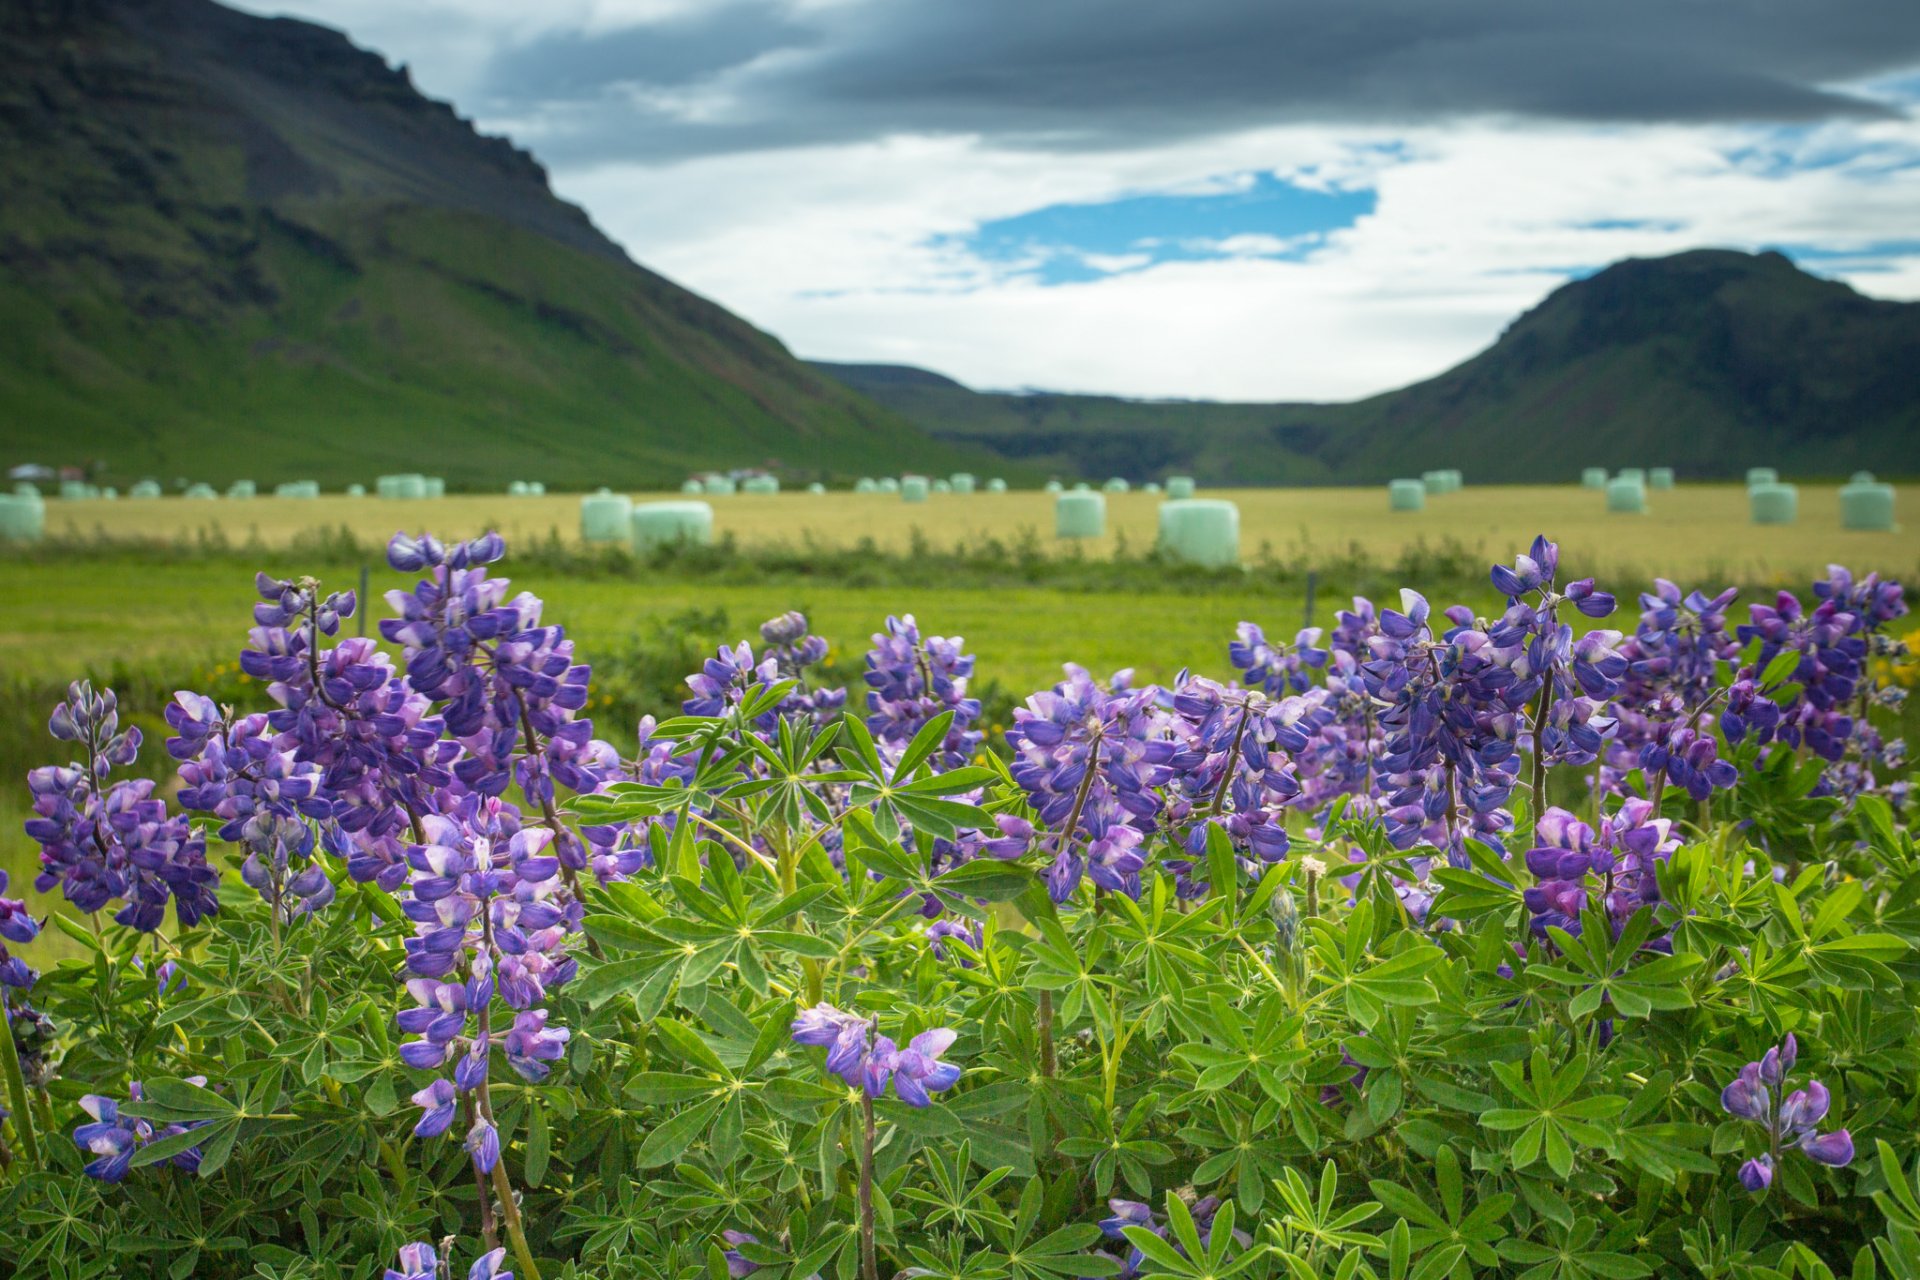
[237,0,1920,401]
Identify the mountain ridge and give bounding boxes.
[0,0,1011,488]
[810,248,1920,483]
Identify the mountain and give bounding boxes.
[812,250,1920,484]
[0,0,1007,489]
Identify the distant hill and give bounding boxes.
[0,0,1009,489]
[812,250,1920,484]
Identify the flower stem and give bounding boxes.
[0,1001,40,1167]
[1038,991,1056,1078]
[859,1094,878,1280]
[1528,675,1555,819]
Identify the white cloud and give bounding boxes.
[553,114,1920,399]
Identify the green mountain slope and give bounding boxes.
[0,0,1008,489]
[814,250,1920,484]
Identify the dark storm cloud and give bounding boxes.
[479,0,1920,162]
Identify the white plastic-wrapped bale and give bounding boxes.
[704,476,737,496]
[1422,471,1448,494]
[1074,481,1091,492]
[1615,467,1646,486]
[1746,467,1778,489]
[879,477,901,493]
[1443,469,1464,490]
[1580,468,1607,489]
[101,487,118,500]
[275,481,320,499]
[391,474,428,499]
[986,478,1008,493]
[375,475,397,497]
[346,483,366,497]
[854,477,878,493]
[528,482,545,496]
[0,493,45,542]
[129,480,162,499]
[1044,480,1064,494]
[807,482,826,494]
[1840,482,1895,531]
[901,476,930,503]
[59,480,87,500]
[1606,476,1647,513]
[228,480,256,499]
[1750,483,1798,525]
[631,501,715,552]
[932,479,952,493]
[950,473,976,494]
[742,475,780,494]
[1165,476,1196,500]
[1103,477,1130,493]
[508,480,530,496]
[1851,471,1876,484]
[1157,499,1240,567]
[580,489,634,542]
[184,483,219,500]
[1056,490,1106,539]
[423,477,446,498]
[13,482,39,497]
[1142,482,1161,494]
[681,479,704,494]
[1389,479,1426,512]
[1648,468,1675,490]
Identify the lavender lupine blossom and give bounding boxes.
[167,693,338,917]
[72,1080,210,1182]
[1097,1196,1246,1279]
[386,1242,512,1280]
[238,568,456,893]
[1006,666,1177,902]
[382,533,608,871]
[398,796,578,1169]
[1603,581,1742,803]
[25,682,219,931]
[0,871,37,991]
[759,611,847,725]
[790,1004,961,1105]
[1522,800,1678,941]
[863,615,982,769]
[1720,1035,1854,1193]
[1229,622,1328,697]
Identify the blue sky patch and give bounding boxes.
[945,172,1377,285]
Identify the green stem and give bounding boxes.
[859,1095,878,1280]
[0,1001,40,1168]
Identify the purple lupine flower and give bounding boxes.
[758,611,847,725]
[0,871,38,991]
[864,615,983,769]
[385,1243,439,1280]
[884,1028,963,1107]
[398,796,580,1168]
[73,1080,210,1182]
[465,1118,500,1174]
[721,1230,762,1277]
[1522,799,1678,941]
[791,1003,877,1089]
[923,918,981,964]
[1720,1035,1852,1192]
[27,683,220,932]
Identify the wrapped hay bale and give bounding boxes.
[1056,490,1105,539]
[986,478,1007,493]
[631,501,714,552]
[1749,483,1798,525]
[580,489,634,542]
[1389,479,1426,512]
[1165,476,1196,500]
[1580,468,1608,489]
[1157,499,1240,567]
[0,492,46,542]
[1606,477,1647,513]
[901,476,930,503]
[1648,467,1675,490]
[1839,482,1895,532]
[1746,467,1778,489]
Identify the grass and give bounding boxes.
[27,483,1920,588]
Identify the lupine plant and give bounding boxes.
[0,531,1915,1280]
